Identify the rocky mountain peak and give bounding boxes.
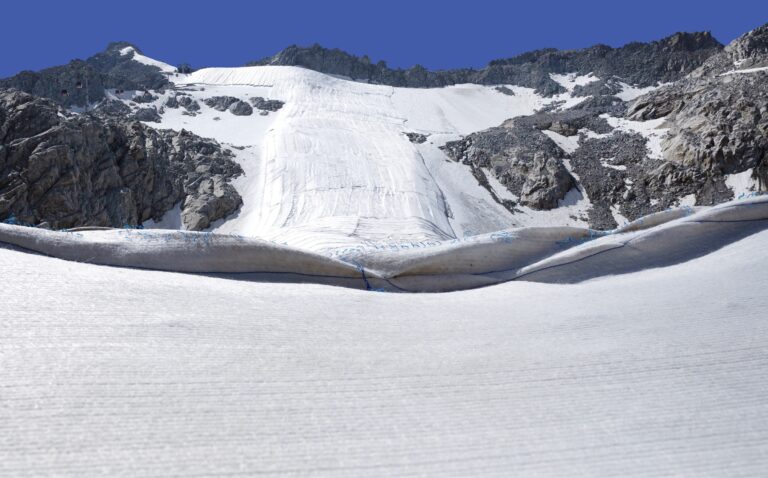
[249,32,721,95]
[104,41,144,55]
[725,23,768,61]
[0,42,170,108]
[660,31,721,51]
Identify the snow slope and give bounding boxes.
[2,214,768,476]
[139,64,573,251]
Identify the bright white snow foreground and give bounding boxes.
[2,209,768,476]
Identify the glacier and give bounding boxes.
[2,48,768,477]
[142,64,598,251]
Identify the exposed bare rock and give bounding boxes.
[249,96,284,112]
[0,89,242,230]
[204,96,239,111]
[627,23,768,188]
[228,100,253,116]
[442,117,576,211]
[132,91,157,103]
[133,106,161,123]
[0,42,170,108]
[250,32,721,95]
[404,132,428,144]
[519,154,575,209]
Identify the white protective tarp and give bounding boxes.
[1,197,767,292]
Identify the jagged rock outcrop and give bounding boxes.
[249,97,284,113]
[203,96,253,116]
[628,24,768,189]
[445,88,744,229]
[441,97,634,215]
[250,33,722,95]
[519,154,576,210]
[572,79,623,97]
[177,95,201,113]
[204,96,239,111]
[442,117,576,210]
[133,107,161,123]
[404,132,428,144]
[0,42,170,108]
[435,24,767,229]
[228,100,253,116]
[132,91,158,103]
[0,89,242,230]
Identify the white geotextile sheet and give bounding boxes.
[1,197,767,292]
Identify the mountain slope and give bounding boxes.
[0,27,765,251]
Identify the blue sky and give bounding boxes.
[1,0,765,77]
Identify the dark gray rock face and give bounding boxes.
[0,89,242,230]
[434,24,768,229]
[249,96,284,112]
[165,94,201,114]
[494,86,516,96]
[442,117,576,210]
[569,95,626,115]
[441,96,692,228]
[132,91,158,103]
[228,100,253,116]
[628,23,768,188]
[250,33,721,95]
[440,96,631,216]
[92,99,132,118]
[404,132,428,144]
[93,100,163,124]
[516,109,615,136]
[133,107,162,123]
[177,95,200,113]
[567,131,683,229]
[519,154,576,210]
[182,177,242,230]
[572,79,623,97]
[203,96,255,116]
[204,96,239,111]
[483,32,722,94]
[0,42,170,108]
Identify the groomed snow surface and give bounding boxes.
[2,203,768,476]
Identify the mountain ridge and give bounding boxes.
[249,31,722,94]
[1,31,723,108]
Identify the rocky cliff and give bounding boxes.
[0,42,171,108]
[0,89,242,230]
[628,24,768,187]
[250,32,722,94]
[438,25,767,229]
